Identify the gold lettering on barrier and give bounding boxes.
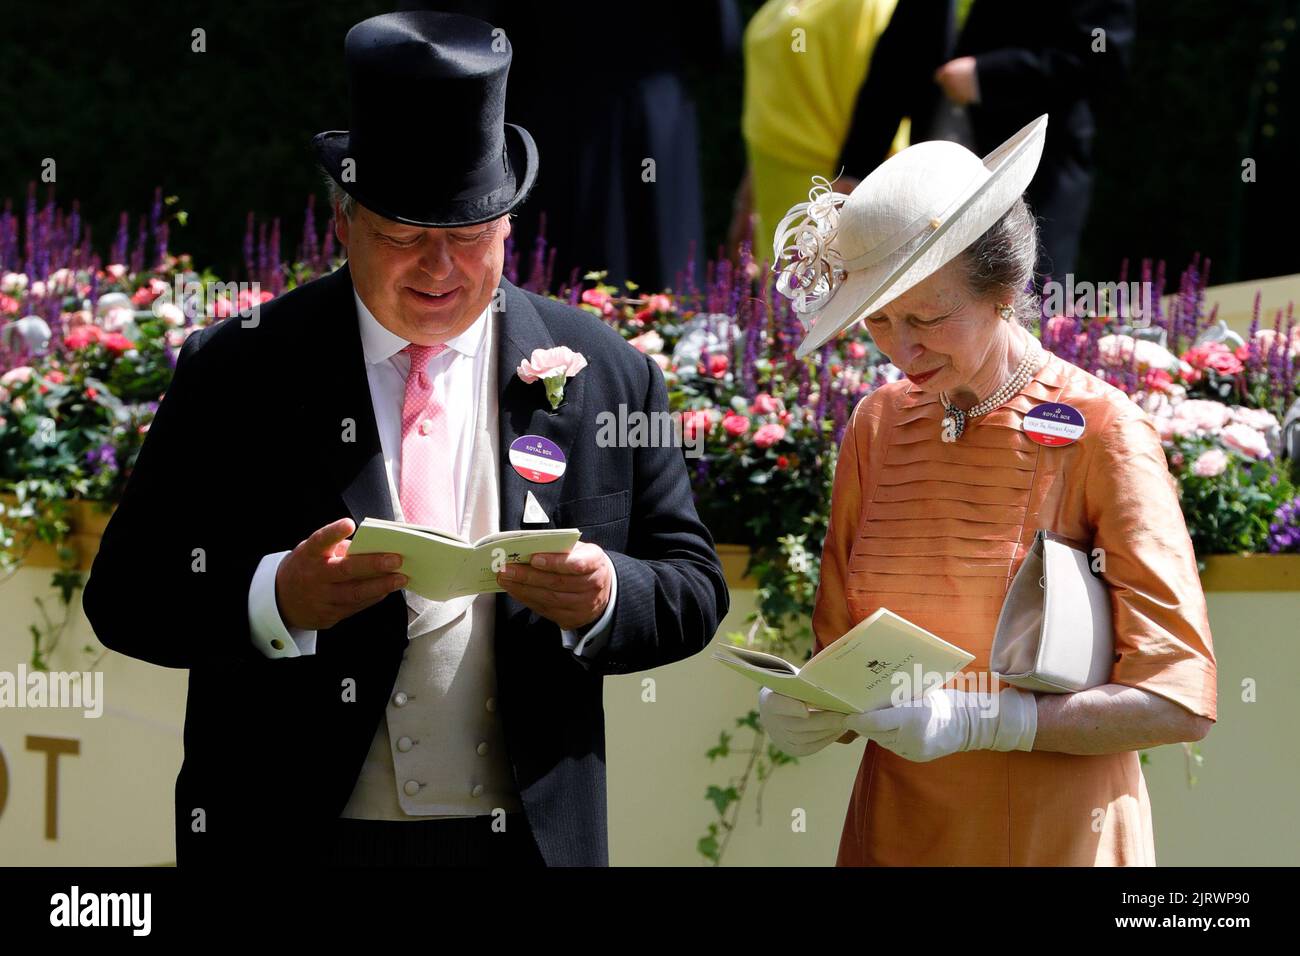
[25,735,80,840]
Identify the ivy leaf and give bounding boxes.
[705,785,739,816]
[705,731,732,761]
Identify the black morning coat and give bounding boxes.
[82,262,729,867]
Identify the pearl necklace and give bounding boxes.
[940,338,1044,443]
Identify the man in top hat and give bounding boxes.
[83,10,729,868]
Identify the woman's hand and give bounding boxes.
[845,687,1038,762]
[759,688,848,756]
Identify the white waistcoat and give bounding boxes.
[341,310,522,819]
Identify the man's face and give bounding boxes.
[336,200,509,345]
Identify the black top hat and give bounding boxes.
[312,11,538,228]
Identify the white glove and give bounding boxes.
[758,687,848,756]
[845,687,1038,763]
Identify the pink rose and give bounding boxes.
[155,302,185,326]
[1172,399,1231,434]
[64,325,104,350]
[680,409,714,441]
[236,287,274,313]
[0,294,19,315]
[580,288,614,316]
[166,326,201,348]
[0,272,28,294]
[516,346,588,384]
[846,341,867,360]
[1191,448,1228,477]
[628,330,664,354]
[104,306,135,332]
[131,278,168,307]
[104,264,128,281]
[708,354,729,376]
[752,423,786,449]
[722,413,749,437]
[645,294,672,314]
[48,268,76,294]
[1181,342,1243,379]
[1227,405,1280,432]
[1144,369,1173,392]
[102,332,134,354]
[0,366,35,387]
[750,392,779,415]
[1220,423,1271,459]
[1044,315,1075,341]
[1154,414,1176,442]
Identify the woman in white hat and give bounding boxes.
[758,116,1218,865]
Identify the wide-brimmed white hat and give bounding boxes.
[773,115,1049,359]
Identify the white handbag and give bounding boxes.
[990,529,1116,693]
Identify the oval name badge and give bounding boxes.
[509,434,567,483]
[1023,403,1086,446]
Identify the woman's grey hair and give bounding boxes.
[955,196,1039,326]
[320,168,357,220]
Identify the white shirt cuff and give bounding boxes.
[560,556,617,660]
[248,550,318,658]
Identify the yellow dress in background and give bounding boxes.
[813,351,1218,866]
[742,0,909,256]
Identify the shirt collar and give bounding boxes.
[354,288,489,366]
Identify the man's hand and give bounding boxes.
[934,55,980,106]
[495,542,613,632]
[275,517,407,630]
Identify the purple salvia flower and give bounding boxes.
[112,211,129,268]
[1247,290,1262,377]
[321,222,336,269]
[270,217,283,296]
[243,211,256,282]
[149,187,162,266]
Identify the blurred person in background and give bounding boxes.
[730,0,949,257]
[844,0,1136,279]
[404,0,741,292]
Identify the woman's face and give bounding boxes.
[860,259,1006,396]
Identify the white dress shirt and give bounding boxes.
[247,289,616,659]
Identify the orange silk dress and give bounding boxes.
[813,349,1218,866]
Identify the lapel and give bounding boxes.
[304,262,395,528]
[495,278,585,533]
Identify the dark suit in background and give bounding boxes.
[400,0,741,292]
[839,0,1136,279]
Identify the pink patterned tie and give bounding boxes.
[399,343,457,532]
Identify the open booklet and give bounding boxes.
[713,607,975,714]
[348,517,582,602]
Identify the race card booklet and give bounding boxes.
[712,607,975,714]
[349,517,582,602]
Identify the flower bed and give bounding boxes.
[2,189,1299,659]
